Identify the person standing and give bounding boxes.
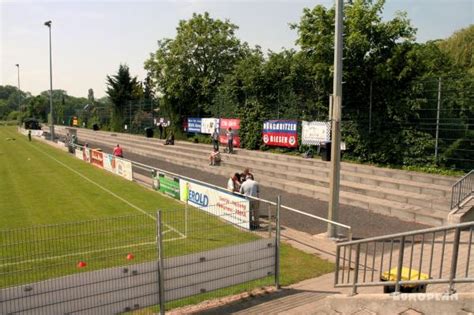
[227,173,241,192]
[28,130,32,142]
[113,144,123,158]
[226,127,234,154]
[158,123,164,139]
[239,174,260,229]
[211,128,220,151]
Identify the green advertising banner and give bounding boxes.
[152,172,180,199]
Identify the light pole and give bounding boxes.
[15,64,20,90]
[15,64,21,111]
[327,0,343,238]
[44,20,54,141]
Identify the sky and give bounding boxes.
[1,0,473,99]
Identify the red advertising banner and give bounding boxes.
[262,120,298,148]
[219,118,241,148]
[90,150,104,168]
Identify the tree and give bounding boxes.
[437,25,474,74]
[291,0,448,165]
[145,12,244,128]
[106,64,141,131]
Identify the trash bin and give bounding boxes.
[381,267,429,293]
[145,127,154,138]
[68,144,75,154]
[92,123,100,131]
[321,141,332,161]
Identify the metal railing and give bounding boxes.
[1,207,280,314]
[126,151,353,240]
[335,222,474,295]
[68,131,352,240]
[451,170,473,209]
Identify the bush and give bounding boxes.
[187,134,212,144]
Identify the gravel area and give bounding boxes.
[81,140,429,240]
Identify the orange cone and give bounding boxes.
[77,261,87,268]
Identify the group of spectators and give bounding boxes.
[227,168,261,229]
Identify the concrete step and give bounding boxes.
[55,127,453,225]
[60,126,457,187]
[62,133,448,226]
[69,130,452,200]
[70,132,451,211]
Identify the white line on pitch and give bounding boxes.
[28,142,186,239]
[0,241,157,268]
[0,230,184,268]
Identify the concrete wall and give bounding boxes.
[309,293,474,315]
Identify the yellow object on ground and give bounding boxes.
[381,267,430,287]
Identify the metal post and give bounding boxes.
[394,236,405,293]
[185,199,188,237]
[156,211,165,315]
[275,195,281,289]
[369,80,372,134]
[328,95,333,121]
[448,227,461,294]
[327,0,344,238]
[15,64,21,111]
[16,64,20,90]
[352,243,360,295]
[45,21,54,141]
[268,204,272,238]
[335,245,340,286]
[435,77,441,162]
[129,101,132,133]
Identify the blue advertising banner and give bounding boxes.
[187,118,202,133]
[262,120,298,148]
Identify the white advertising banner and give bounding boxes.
[31,130,44,137]
[75,148,84,160]
[179,180,250,229]
[115,158,133,181]
[103,153,116,173]
[302,121,330,145]
[200,118,219,134]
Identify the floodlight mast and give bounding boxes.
[44,20,54,141]
[327,0,343,238]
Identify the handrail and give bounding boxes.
[451,170,473,209]
[335,221,474,295]
[338,221,473,246]
[73,143,352,239]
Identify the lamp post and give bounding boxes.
[15,64,21,111]
[327,0,343,238]
[15,64,20,90]
[44,20,54,141]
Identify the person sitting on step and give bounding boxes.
[209,148,221,166]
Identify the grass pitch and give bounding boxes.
[0,126,333,308]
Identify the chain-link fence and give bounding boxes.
[1,203,280,314]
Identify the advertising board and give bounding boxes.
[201,118,219,134]
[103,153,116,173]
[115,158,133,181]
[152,173,180,199]
[75,148,83,160]
[301,121,330,145]
[187,118,202,133]
[219,118,241,148]
[179,180,250,229]
[90,150,104,168]
[262,120,298,148]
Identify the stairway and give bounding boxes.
[54,126,458,226]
